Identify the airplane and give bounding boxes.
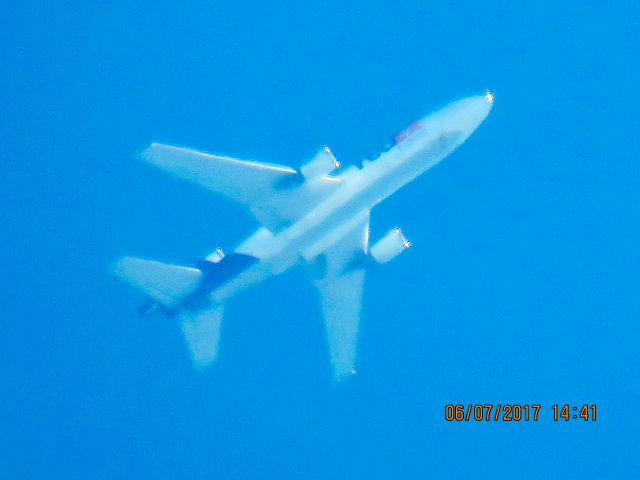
[112,91,494,381]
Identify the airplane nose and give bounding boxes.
[444,92,493,138]
[485,90,495,103]
[414,92,493,147]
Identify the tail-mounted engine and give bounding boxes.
[369,227,412,264]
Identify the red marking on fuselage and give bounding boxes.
[393,121,423,144]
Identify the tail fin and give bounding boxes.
[111,256,203,309]
[180,305,224,369]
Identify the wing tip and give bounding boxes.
[333,367,358,383]
[190,354,219,371]
[109,255,135,279]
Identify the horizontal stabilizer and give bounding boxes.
[180,306,224,370]
[111,257,203,309]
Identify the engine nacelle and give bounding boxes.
[205,247,225,263]
[369,227,411,264]
[300,146,340,179]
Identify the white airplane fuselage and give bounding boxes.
[206,94,493,306]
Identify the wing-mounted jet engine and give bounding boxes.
[369,227,412,264]
[205,247,225,263]
[300,146,341,180]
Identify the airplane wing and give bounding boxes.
[142,143,340,231]
[312,211,369,381]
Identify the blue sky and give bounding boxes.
[2,1,639,478]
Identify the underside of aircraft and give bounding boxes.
[112,93,493,381]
